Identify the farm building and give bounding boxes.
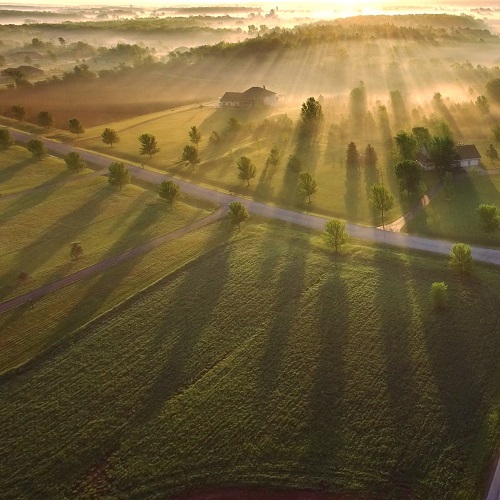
[416,143,481,170]
[220,86,278,108]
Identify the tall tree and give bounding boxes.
[394,131,418,161]
[364,144,378,167]
[324,218,349,253]
[486,144,499,165]
[68,118,84,138]
[228,201,249,229]
[346,142,360,168]
[10,105,26,122]
[349,81,367,123]
[412,126,431,148]
[189,126,201,153]
[477,204,500,238]
[492,125,500,143]
[138,133,160,158]
[37,111,54,128]
[237,156,256,186]
[300,97,323,124]
[158,180,180,209]
[486,78,500,105]
[394,159,422,196]
[26,139,46,160]
[70,242,83,260]
[101,128,119,147]
[64,152,86,173]
[449,243,473,274]
[266,144,281,168]
[428,135,457,175]
[181,144,200,170]
[0,129,13,149]
[297,172,318,203]
[475,95,490,114]
[108,161,130,190]
[370,183,394,229]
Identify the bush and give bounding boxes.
[430,282,448,310]
[449,243,473,274]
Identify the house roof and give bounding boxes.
[220,87,277,102]
[416,151,433,164]
[242,86,277,98]
[456,144,481,160]
[220,91,244,102]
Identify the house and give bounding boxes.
[454,144,481,168]
[219,86,278,108]
[416,143,481,170]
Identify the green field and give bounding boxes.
[0,145,94,195]
[0,173,215,302]
[406,173,500,246]
[1,220,500,499]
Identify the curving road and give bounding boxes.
[9,128,500,267]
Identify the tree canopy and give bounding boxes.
[26,139,47,160]
[394,131,418,161]
[394,159,422,196]
[158,180,180,209]
[300,97,323,123]
[0,129,13,150]
[108,161,130,190]
[237,156,256,186]
[68,118,84,138]
[449,243,473,274]
[477,204,500,238]
[138,133,160,158]
[182,144,200,170]
[370,183,394,229]
[64,151,86,173]
[324,218,349,253]
[297,172,318,203]
[101,128,119,147]
[228,201,249,229]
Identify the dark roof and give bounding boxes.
[1,65,44,77]
[456,144,481,160]
[220,91,244,102]
[416,151,433,164]
[242,86,277,98]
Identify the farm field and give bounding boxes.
[0,145,94,195]
[0,164,215,302]
[406,173,500,246]
[1,220,500,499]
[79,105,439,226]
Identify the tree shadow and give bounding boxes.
[344,165,361,220]
[0,157,33,184]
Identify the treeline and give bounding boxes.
[171,20,498,62]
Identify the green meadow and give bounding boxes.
[1,220,500,499]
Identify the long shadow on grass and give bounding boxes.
[304,265,348,474]
[0,157,33,184]
[344,165,360,220]
[259,231,311,398]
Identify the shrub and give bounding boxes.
[430,282,448,310]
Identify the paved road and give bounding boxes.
[0,207,225,314]
[10,128,500,267]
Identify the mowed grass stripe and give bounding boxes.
[1,222,500,499]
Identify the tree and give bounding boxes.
[430,282,448,310]
[189,126,201,153]
[58,36,66,46]
[324,218,349,253]
[346,142,360,168]
[449,243,473,274]
[394,159,422,196]
[370,183,394,229]
[138,133,159,158]
[68,118,84,138]
[10,105,26,122]
[70,242,83,260]
[476,95,490,114]
[0,129,13,150]
[297,172,318,203]
[26,139,47,160]
[411,126,431,148]
[209,131,220,145]
[228,116,241,131]
[300,96,323,124]
[108,161,130,190]
[428,135,457,175]
[181,144,200,170]
[486,144,499,165]
[64,152,86,173]
[158,180,180,209]
[287,154,301,172]
[394,131,418,161]
[486,78,500,105]
[37,111,54,128]
[477,204,500,238]
[5,69,27,88]
[228,201,249,229]
[237,156,256,186]
[364,144,378,167]
[492,125,500,143]
[266,144,281,168]
[101,128,119,147]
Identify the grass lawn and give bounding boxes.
[78,105,441,225]
[0,145,94,195]
[405,172,500,246]
[1,220,500,499]
[0,174,215,302]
